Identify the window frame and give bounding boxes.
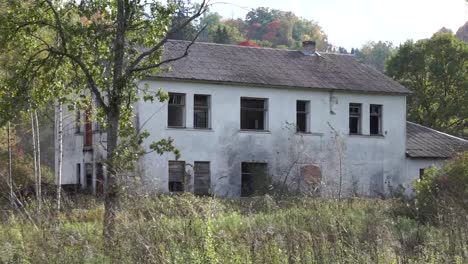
[296,100,310,133]
[240,97,269,131]
[168,160,185,192]
[349,103,362,135]
[369,104,383,136]
[241,162,268,197]
[194,161,211,195]
[193,94,211,129]
[167,93,186,128]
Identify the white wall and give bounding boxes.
[403,158,445,194]
[135,80,408,197]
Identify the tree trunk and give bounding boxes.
[56,103,63,210]
[31,110,39,207]
[7,121,14,207]
[103,107,120,241]
[34,110,42,209]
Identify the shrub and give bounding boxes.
[413,152,468,223]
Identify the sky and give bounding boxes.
[201,0,468,50]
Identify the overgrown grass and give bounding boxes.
[1,194,467,263]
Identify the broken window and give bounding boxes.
[168,160,185,192]
[194,94,210,129]
[85,163,93,191]
[241,162,267,197]
[349,103,362,135]
[370,104,382,135]
[194,161,211,195]
[168,93,185,128]
[296,100,310,132]
[241,98,268,130]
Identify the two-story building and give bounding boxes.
[56,40,467,197]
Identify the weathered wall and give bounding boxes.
[135,80,408,197]
[403,158,445,194]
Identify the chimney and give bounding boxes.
[302,40,316,56]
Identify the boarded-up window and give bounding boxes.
[241,98,268,130]
[241,162,267,197]
[194,161,210,195]
[76,163,81,186]
[296,100,310,132]
[194,95,210,129]
[169,161,185,192]
[85,163,93,190]
[168,93,185,127]
[349,103,362,134]
[370,104,382,135]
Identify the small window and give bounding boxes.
[419,168,425,179]
[168,160,185,192]
[75,110,81,133]
[241,98,268,130]
[76,163,81,186]
[349,103,362,135]
[84,110,93,147]
[296,100,310,132]
[85,163,93,191]
[168,93,186,128]
[241,162,267,197]
[370,104,382,135]
[194,95,210,129]
[194,161,210,195]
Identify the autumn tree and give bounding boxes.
[386,33,468,137]
[0,0,207,239]
[355,41,395,72]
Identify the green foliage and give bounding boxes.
[413,152,468,223]
[386,33,468,136]
[355,41,395,72]
[1,195,467,263]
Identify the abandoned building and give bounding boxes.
[55,40,468,197]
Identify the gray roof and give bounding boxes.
[152,40,411,94]
[406,122,468,159]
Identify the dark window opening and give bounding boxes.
[194,95,210,129]
[75,110,81,133]
[370,104,382,135]
[85,163,93,191]
[169,160,185,192]
[419,168,425,179]
[296,100,310,132]
[76,163,81,186]
[194,161,210,195]
[168,93,185,127]
[96,163,104,196]
[84,110,93,146]
[349,103,362,134]
[241,98,267,130]
[241,162,267,197]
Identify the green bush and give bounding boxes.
[413,152,468,223]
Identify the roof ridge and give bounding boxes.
[407,121,467,142]
[166,39,357,56]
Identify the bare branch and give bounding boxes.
[130,25,207,73]
[44,0,67,51]
[125,0,207,75]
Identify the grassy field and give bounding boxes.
[0,194,467,264]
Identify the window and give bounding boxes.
[84,110,93,147]
[296,100,310,132]
[419,168,425,179]
[194,95,210,129]
[75,110,81,133]
[168,160,185,192]
[370,104,382,135]
[194,161,210,195]
[241,162,267,197]
[85,163,93,191]
[168,93,185,128]
[349,103,362,135]
[76,163,81,186]
[241,98,268,130]
[96,163,104,196]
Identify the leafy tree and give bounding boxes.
[167,0,198,40]
[212,26,230,44]
[386,33,468,137]
[456,21,468,42]
[0,0,207,239]
[238,40,259,47]
[355,41,395,72]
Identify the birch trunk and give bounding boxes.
[7,122,13,206]
[34,110,42,209]
[56,103,63,210]
[31,111,39,206]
